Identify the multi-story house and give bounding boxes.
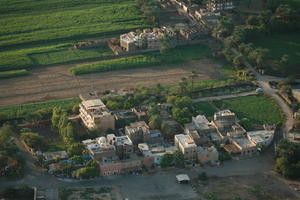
[125,121,150,144]
[79,98,115,131]
[174,134,197,160]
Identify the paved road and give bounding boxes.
[192,90,257,103]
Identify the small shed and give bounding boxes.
[176,174,190,184]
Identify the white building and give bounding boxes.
[247,130,274,146]
[79,98,115,131]
[138,143,178,165]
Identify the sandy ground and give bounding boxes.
[0,59,222,106]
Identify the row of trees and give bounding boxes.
[75,160,100,179]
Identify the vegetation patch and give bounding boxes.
[70,44,212,75]
[212,95,283,130]
[0,69,30,79]
[193,102,216,117]
[0,98,80,121]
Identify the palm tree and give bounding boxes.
[189,71,198,93]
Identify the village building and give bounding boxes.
[43,151,68,163]
[195,9,220,28]
[247,130,274,146]
[131,106,149,121]
[113,110,137,125]
[192,115,215,134]
[179,26,200,40]
[125,121,150,144]
[138,143,178,165]
[82,137,116,162]
[197,146,219,165]
[224,137,257,156]
[174,134,197,160]
[207,0,235,12]
[107,134,133,159]
[184,123,201,145]
[79,98,115,131]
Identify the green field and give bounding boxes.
[252,33,300,77]
[213,95,283,130]
[70,44,212,75]
[0,0,148,75]
[0,98,80,121]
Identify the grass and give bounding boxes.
[0,98,80,121]
[193,102,216,117]
[0,69,30,79]
[212,95,283,130]
[252,33,300,77]
[70,44,212,75]
[0,0,148,76]
[47,141,68,152]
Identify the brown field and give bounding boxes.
[0,59,222,106]
[196,173,299,200]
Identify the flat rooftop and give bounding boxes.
[175,134,197,148]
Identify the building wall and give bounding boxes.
[100,162,122,176]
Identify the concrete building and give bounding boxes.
[82,137,116,161]
[113,110,137,125]
[197,146,219,165]
[107,134,133,159]
[224,137,257,156]
[138,143,178,165]
[125,121,150,144]
[247,130,274,146]
[184,123,201,145]
[120,32,143,52]
[79,98,115,131]
[207,0,235,12]
[43,151,68,163]
[179,27,200,40]
[195,9,220,28]
[192,115,215,134]
[131,106,149,121]
[174,134,197,160]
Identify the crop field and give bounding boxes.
[0,98,80,121]
[0,0,148,75]
[252,33,300,77]
[70,44,212,75]
[212,95,283,130]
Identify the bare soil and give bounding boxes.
[196,173,299,200]
[0,59,222,106]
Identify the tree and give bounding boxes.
[75,160,100,179]
[106,100,122,110]
[280,54,289,68]
[160,36,170,54]
[178,77,188,96]
[149,114,162,129]
[160,153,174,168]
[175,96,192,109]
[166,95,177,104]
[160,122,175,139]
[274,139,300,179]
[173,151,185,168]
[233,54,244,69]
[21,132,48,151]
[51,107,62,128]
[189,71,198,92]
[172,107,192,124]
[67,143,84,156]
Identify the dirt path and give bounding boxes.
[0,59,222,106]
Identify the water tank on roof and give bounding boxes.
[98,137,107,144]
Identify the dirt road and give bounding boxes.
[0,59,222,106]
